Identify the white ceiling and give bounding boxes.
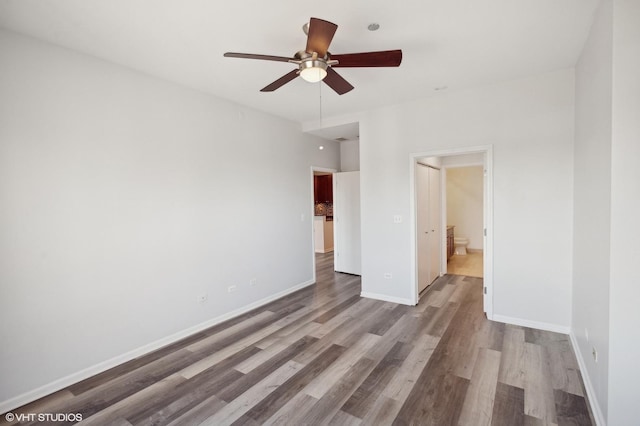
[0,0,599,136]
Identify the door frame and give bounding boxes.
[310,166,337,283]
[409,145,494,318]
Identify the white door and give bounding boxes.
[417,164,441,293]
[333,171,361,275]
[416,165,430,292]
[428,167,441,284]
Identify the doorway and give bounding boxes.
[410,146,493,318]
[445,165,484,278]
[310,167,337,283]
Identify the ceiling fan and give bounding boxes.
[223,17,402,95]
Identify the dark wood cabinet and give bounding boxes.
[447,226,455,261]
[314,175,333,203]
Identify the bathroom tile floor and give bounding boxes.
[448,251,483,277]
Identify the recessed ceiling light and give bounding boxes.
[367,23,380,31]
[319,146,324,150]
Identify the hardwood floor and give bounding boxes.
[2,253,593,425]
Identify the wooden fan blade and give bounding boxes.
[306,18,338,57]
[224,52,293,62]
[323,68,354,95]
[260,70,299,92]
[331,50,402,67]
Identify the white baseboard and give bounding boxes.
[360,291,416,306]
[491,314,571,334]
[569,331,606,426]
[0,278,316,414]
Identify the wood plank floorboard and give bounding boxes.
[239,344,347,424]
[216,336,318,402]
[491,382,525,426]
[2,252,593,425]
[553,389,592,426]
[341,341,412,418]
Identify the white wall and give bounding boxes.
[572,0,612,421]
[340,139,360,172]
[360,69,575,328]
[0,29,339,408]
[573,2,640,423]
[441,153,484,167]
[608,0,640,424]
[446,167,484,250]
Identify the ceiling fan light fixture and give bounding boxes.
[223,17,402,94]
[299,59,328,83]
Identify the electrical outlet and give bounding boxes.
[384,273,392,279]
[592,347,598,362]
[393,215,402,224]
[250,278,257,287]
[228,285,237,293]
[197,293,208,303]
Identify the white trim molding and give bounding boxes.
[0,278,316,414]
[360,291,415,306]
[569,332,606,426]
[491,314,570,334]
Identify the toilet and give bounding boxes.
[454,237,469,255]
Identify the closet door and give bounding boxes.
[428,167,441,284]
[417,164,442,294]
[416,165,431,292]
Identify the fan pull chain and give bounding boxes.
[318,73,323,128]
